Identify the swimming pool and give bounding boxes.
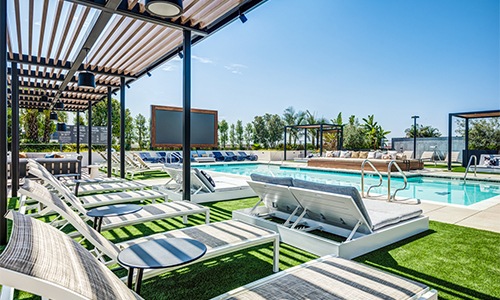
[198,164,500,206]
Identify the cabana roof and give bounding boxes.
[7,0,266,111]
[450,110,500,119]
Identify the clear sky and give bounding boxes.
[125,0,499,138]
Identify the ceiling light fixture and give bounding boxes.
[145,0,183,17]
[178,50,184,59]
[49,111,58,121]
[147,71,152,77]
[78,48,96,89]
[55,101,64,109]
[57,122,67,132]
[40,94,49,102]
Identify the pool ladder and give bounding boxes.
[361,159,409,201]
[463,155,477,183]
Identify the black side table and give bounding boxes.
[86,204,143,232]
[118,238,207,294]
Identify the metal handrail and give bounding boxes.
[361,159,383,197]
[387,160,408,201]
[463,155,477,183]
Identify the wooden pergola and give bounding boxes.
[0,0,268,244]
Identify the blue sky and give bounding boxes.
[125,0,499,138]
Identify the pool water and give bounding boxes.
[198,164,500,206]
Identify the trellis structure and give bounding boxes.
[0,0,268,244]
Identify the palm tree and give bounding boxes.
[305,110,318,148]
[283,106,297,145]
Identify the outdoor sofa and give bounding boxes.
[8,152,83,179]
[308,150,423,171]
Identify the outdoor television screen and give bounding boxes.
[151,105,218,148]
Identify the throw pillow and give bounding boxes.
[351,151,360,158]
[367,151,376,159]
[332,151,340,157]
[326,151,333,157]
[44,153,55,158]
[19,152,27,158]
[359,151,368,159]
[374,152,383,159]
[54,153,65,158]
[382,154,391,160]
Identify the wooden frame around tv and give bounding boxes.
[151,105,218,148]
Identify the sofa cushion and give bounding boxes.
[250,173,294,186]
[359,151,368,159]
[363,199,423,231]
[292,179,372,228]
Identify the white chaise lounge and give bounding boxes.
[214,254,437,299]
[14,182,280,285]
[234,174,429,259]
[20,180,210,236]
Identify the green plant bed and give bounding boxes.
[4,197,500,300]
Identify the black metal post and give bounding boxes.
[411,115,419,159]
[182,29,192,201]
[107,87,112,177]
[339,125,344,150]
[76,110,80,153]
[464,118,469,167]
[0,0,7,245]
[303,128,307,159]
[283,126,287,161]
[319,125,323,156]
[120,77,126,178]
[11,63,19,198]
[88,101,92,165]
[447,114,453,171]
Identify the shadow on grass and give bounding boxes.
[355,229,500,300]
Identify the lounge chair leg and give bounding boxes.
[0,286,14,300]
[183,215,188,224]
[273,236,280,273]
[205,210,210,224]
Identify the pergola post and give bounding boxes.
[283,126,287,161]
[88,101,92,165]
[447,114,453,171]
[120,77,126,178]
[303,128,307,159]
[182,29,192,201]
[464,118,469,167]
[339,125,344,150]
[11,63,19,198]
[107,87,112,177]
[319,125,324,156]
[76,110,80,153]
[0,0,7,245]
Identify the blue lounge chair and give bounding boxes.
[226,151,245,161]
[213,151,232,162]
[139,152,164,163]
[238,151,258,161]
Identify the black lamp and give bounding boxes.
[40,94,49,102]
[49,111,58,120]
[38,108,44,113]
[57,122,67,132]
[145,0,183,17]
[55,101,64,109]
[78,47,95,89]
[239,12,248,23]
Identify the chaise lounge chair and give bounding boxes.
[20,179,210,236]
[0,211,143,300]
[212,151,233,162]
[139,152,165,163]
[235,174,428,259]
[225,151,245,161]
[14,183,280,285]
[238,151,258,161]
[214,254,437,299]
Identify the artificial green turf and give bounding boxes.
[4,197,500,300]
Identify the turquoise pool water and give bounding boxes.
[198,164,500,206]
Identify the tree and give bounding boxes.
[40,111,55,143]
[405,124,441,138]
[265,113,284,148]
[252,116,268,148]
[218,120,229,148]
[235,120,244,149]
[135,114,149,149]
[362,114,390,149]
[21,109,39,142]
[305,110,318,147]
[229,124,236,148]
[124,109,135,150]
[90,98,120,143]
[343,115,367,149]
[282,106,297,145]
[456,118,500,150]
[244,123,254,149]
